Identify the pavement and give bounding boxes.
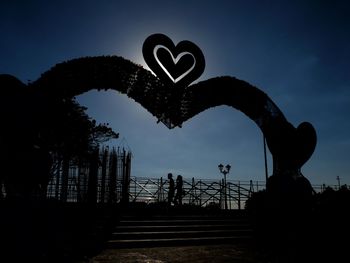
[85,244,270,263]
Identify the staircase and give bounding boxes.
[107,210,253,248]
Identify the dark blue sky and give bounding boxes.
[1,0,349,185]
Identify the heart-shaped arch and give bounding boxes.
[30,56,316,173]
[1,55,315,190]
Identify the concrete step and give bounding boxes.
[118,218,248,226]
[107,235,253,248]
[115,224,251,232]
[112,229,253,239]
[108,212,253,248]
[122,214,246,221]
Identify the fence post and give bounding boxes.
[220,179,223,209]
[82,165,88,201]
[60,157,69,202]
[238,181,241,210]
[100,148,108,203]
[134,177,137,202]
[87,149,99,204]
[193,177,196,205]
[108,149,117,204]
[249,180,254,197]
[55,159,61,200]
[77,160,82,202]
[158,177,163,202]
[121,149,131,205]
[199,179,202,207]
[228,182,231,210]
[162,177,164,202]
[127,151,132,204]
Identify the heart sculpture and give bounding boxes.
[295,122,317,168]
[264,119,317,170]
[142,33,205,88]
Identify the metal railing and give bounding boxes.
[128,177,266,209]
[1,168,342,209]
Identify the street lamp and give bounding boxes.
[218,164,231,210]
[336,176,341,189]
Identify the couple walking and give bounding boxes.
[167,173,183,206]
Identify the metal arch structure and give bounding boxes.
[1,55,317,199]
[31,57,284,133]
[29,56,316,172]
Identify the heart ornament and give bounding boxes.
[142,34,205,88]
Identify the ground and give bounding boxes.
[86,244,270,263]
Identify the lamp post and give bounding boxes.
[336,176,341,189]
[218,164,231,210]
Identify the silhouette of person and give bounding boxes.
[167,173,174,206]
[174,175,183,206]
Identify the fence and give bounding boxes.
[127,177,341,209]
[128,177,267,209]
[1,146,343,208]
[46,147,131,204]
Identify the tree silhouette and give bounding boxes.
[0,74,118,199]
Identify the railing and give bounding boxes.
[1,167,342,209]
[128,177,266,209]
[128,177,341,209]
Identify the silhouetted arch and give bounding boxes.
[29,56,316,175]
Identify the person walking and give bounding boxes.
[167,173,175,207]
[174,175,183,206]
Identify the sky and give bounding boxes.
[0,0,349,186]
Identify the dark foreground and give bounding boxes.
[88,244,269,263]
[0,199,118,263]
[0,199,349,263]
